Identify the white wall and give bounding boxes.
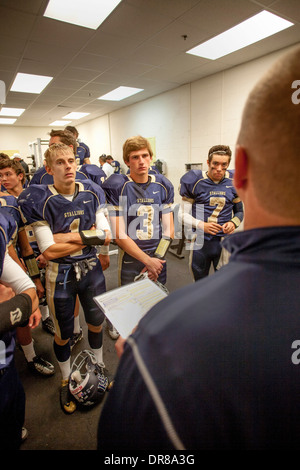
[0,126,51,165]
[75,114,111,164]
[0,45,293,202]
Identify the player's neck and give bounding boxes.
[53,180,76,195]
[129,172,149,184]
[6,185,22,197]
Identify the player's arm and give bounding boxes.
[110,214,165,280]
[95,207,111,270]
[222,199,244,234]
[162,210,174,240]
[0,285,37,334]
[52,207,111,248]
[83,145,91,165]
[0,252,39,329]
[17,229,44,298]
[33,224,85,261]
[179,198,222,235]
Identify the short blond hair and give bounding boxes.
[122,136,153,163]
[44,142,74,168]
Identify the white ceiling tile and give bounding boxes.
[0,0,299,126]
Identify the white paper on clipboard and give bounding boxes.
[93,278,167,338]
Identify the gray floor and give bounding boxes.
[16,244,192,450]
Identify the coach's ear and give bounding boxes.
[234,145,248,192]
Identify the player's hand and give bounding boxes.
[98,254,110,271]
[103,229,112,246]
[0,282,15,302]
[115,326,137,358]
[29,307,42,329]
[202,221,222,235]
[33,278,45,299]
[222,221,235,234]
[115,335,126,358]
[143,257,165,281]
[36,254,47,268]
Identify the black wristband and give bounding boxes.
[0,293,32,334]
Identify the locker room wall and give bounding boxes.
[0,45,290,203]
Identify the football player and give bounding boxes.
[179,145,244,281]
[18,143,111,414]
[65,125,91,165]
[0,162,55,376]
[102,135,174,287]
[30,130,108,348]
[0,211,39,449]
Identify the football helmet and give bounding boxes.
[69,350,108,407]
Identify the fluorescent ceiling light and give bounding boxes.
[10,73,53,94]
[186,10,293,60]
[98,86,143,101]
[0,118,17,125]
[62,112,90,119]
[44,0,122,30]
[49,120,71,126]
[0,107,25,117]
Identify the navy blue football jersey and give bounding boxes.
[103,173,174,252]
[0,211,17,270]
[0,194,24,231]
[29,167,51,185]
[18,180,106,263]
[0,194,24,252]
[179,170,243,240]
[110,160,121,174]
[30,166,103,186]
[76,141,90,165]
[77,164,106,186]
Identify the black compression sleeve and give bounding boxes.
[0,293,32,334]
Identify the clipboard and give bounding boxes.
[94,278,167,338]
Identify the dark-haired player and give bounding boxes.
[179,145,243,281]
[65,125,90,164]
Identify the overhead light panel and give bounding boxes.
[10,73,53,94]
[186,10,294,60]
[44,0,122,30]
[0,107,25,117]
[98,86,143,101]
[0,118,17,125]
[49,120,71,126]
[62,112,90,119]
